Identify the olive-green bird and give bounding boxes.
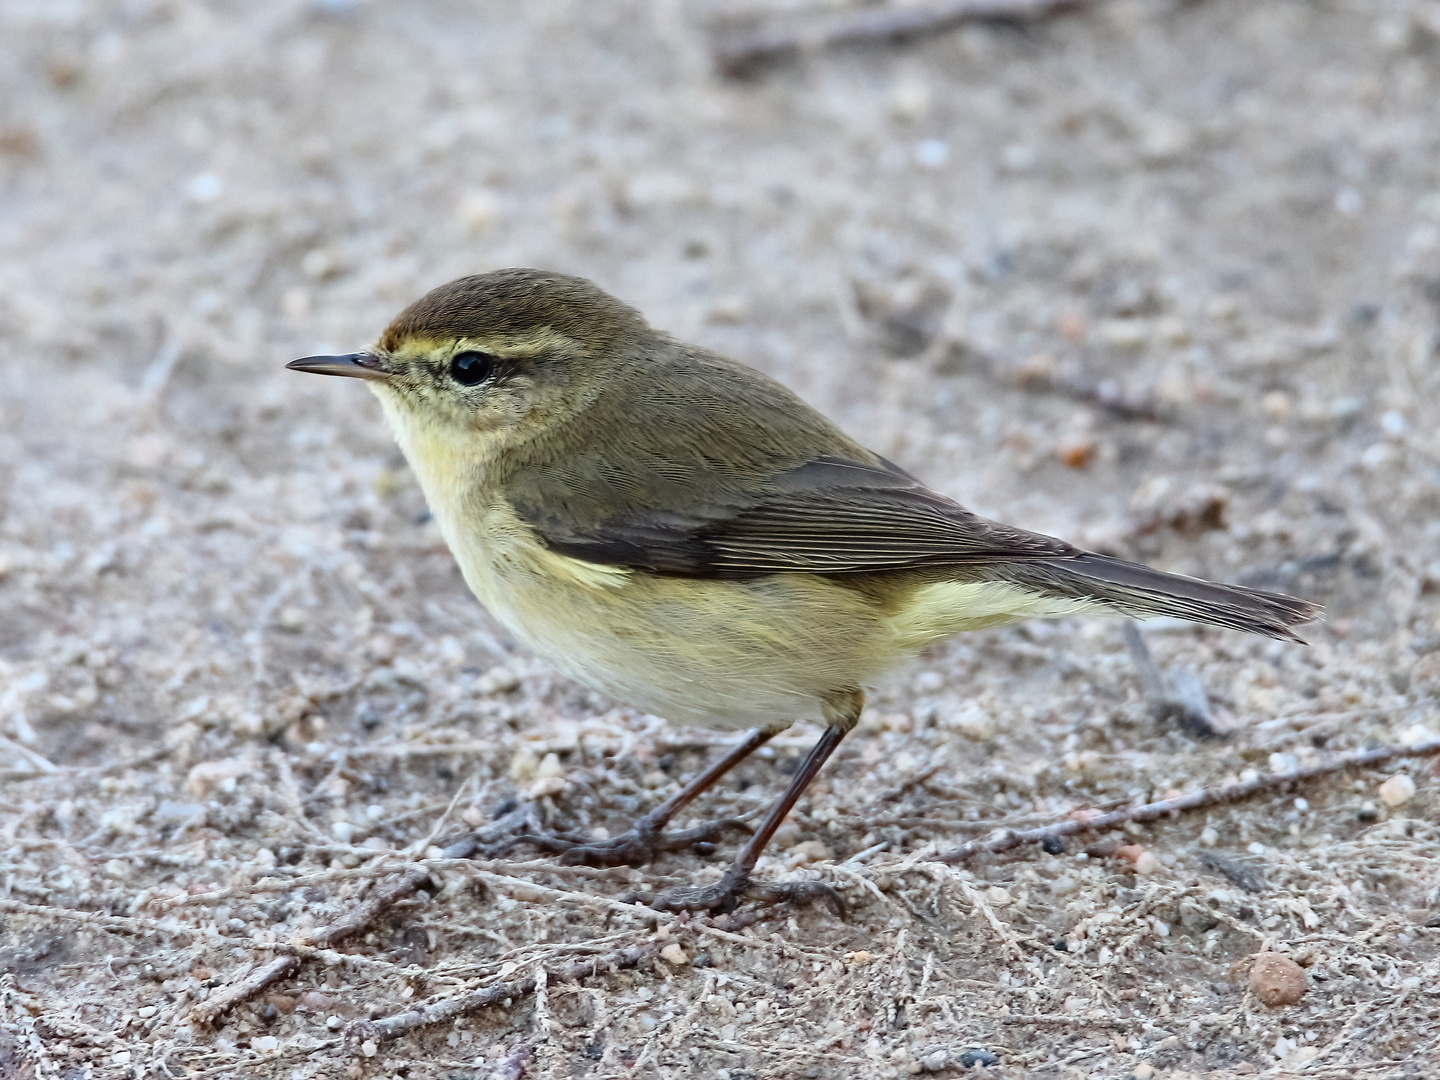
[289,268,1319,912]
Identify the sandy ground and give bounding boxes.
[3,0,1440,1076]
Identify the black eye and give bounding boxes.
[449,351,496,386]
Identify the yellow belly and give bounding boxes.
[434,500,1100,731]
[454,510,892,729]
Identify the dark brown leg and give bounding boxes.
[646,724,850,913]
[517,728,776,867]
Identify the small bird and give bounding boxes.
[289,268,1320,912]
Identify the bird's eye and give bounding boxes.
[449,351,497,386]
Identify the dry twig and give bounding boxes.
[1122,621,1220,738]
[944,873,1026,961]
[302,867,434,949]
[714,0,1089,79]
[188,955,301,1027]
[0,898,221,943]
[346,944,658,1048]
[1040,372,1169,423]
[936,739,1440,864]
[190,867,434,1026]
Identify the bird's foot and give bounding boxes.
[512,817,751,868]
[641,867,846,916]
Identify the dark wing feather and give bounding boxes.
[526,454,1081,576]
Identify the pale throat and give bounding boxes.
[371,388,504,536]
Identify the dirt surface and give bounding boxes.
[4,1,1440,1077]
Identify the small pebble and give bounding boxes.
[528,776,568,798]
[300,248,338,280]
[186,758,247,797]
[1100,319,1148,349]
[251,1035,279,1053]
[1379,774,1416,807]
[508,748,539,780]
[1249,953,1306,1007]
[1057,438,1097,469]
[659,943,689,966]
[456,189,501,232]
[706,297,747,324]
[1261,391,1291,419]
[913,670,944,693]
[1329,396,1364,423]
[1269,752,1298,774]
[889,79,931,122]
[1049,874,1078,896]
[786,839,834,866]
[1132,1064,1156,1080]
[1116,844,1157,873]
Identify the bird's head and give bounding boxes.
[287,268,651,462]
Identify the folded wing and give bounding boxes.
[515,452,1320,641]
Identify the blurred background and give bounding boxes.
[3,1,1440,1075]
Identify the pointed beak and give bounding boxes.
[286,352,391,381]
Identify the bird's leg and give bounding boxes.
[646,687,861,915]
[645,726,848,913]
[516,727,776,867]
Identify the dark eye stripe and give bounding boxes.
[449,351,497,386]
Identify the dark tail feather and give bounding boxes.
[1000,553,1322,642]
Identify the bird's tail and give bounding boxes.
[994,553,1321,642]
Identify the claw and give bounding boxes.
[644,868,846,916]
[518,817,748,869]
[556,833,653,867]
[746,879,847,918]
[506,832,592,856]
